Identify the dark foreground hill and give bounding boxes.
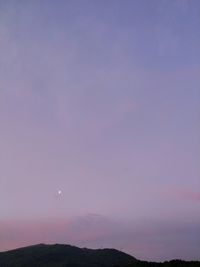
[0,244,136,267]
[0,244,199,267]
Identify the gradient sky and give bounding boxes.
[0,0,200,262]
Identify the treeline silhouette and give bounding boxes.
[121,260,200,267]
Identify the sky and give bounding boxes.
[0,0,200,262]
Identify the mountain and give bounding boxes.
[0,243,137,267]
[0,244,199,267]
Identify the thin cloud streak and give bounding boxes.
[163,187,200,202]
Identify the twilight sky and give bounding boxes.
[0,0,200,262]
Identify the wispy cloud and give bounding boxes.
[162,187,200,202]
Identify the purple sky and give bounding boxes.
[0,0,200,262]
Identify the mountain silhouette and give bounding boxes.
[0,243,136,267]
[0,244,199,267]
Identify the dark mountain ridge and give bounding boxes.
[0,243,199,267]
[0,243,136,267]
